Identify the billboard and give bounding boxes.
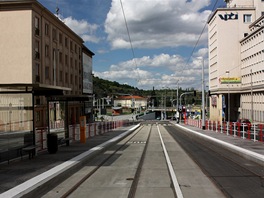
[219,77,241,84]
[82,53,93,94]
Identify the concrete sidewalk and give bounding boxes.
[174,122,264,166]
[0,125,140,197]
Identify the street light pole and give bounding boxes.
[226,70,230,123]
[201,58,205,130]
[250,69,253,122]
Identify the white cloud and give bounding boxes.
[94,51,208,90]
[105,0,211,49]
[61,16,101,43]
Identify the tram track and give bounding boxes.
[58,125,146,198]
[42,122,183,198]
[43,121,245,198]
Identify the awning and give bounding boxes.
[0,83,71,96]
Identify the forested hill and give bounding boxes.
[92,75,153,98]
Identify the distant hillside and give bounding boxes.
[92,75,152,98]
[92,75,199,106]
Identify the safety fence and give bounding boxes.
[186,119,264,143]
[35,120,135,154]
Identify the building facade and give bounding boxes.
[208,0,264,123]
[0,0,94,148]
[114,95,148,112]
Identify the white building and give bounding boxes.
[208,0,264,123]
[114,95,148,110]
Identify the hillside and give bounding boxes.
[92,75,200,106]
[93,75,152,98]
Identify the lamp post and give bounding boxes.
[250,69,253,122]
[226,70,230,123]
[9,103,12,132]
[201,58,205,130]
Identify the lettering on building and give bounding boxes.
[219,12,238,21]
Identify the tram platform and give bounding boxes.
[0,121,263,198]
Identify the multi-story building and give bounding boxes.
[208,0,264,123]
[0,0,94,149]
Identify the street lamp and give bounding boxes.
[198,57,205,130]
[250,69,253,122]
[201,58,205,130]
[226,70,230,123]
[9,103,12,132]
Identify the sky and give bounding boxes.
[38,0,226,91]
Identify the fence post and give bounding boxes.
[253,124,257,142]
[259,124,263,142]
[247,127,251,140]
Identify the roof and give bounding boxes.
[116,95,146,100]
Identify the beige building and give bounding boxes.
[0,0,94,152]
[208,0,264,123]
[114,95,148,111]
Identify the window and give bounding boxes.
[70,41,73,51]
[45,45,49,57]
[45,23,49,36]
[65,55,68,66]
[35,17,39,36]
[244,14,252,23]
[59,33,62,44]
[70,57,73,68]
[59,70,63,82]
[65,37,68,48]
[35,41,40,59]
[45,66,49,79]
[52,28,57,41]
[65,73,68,83]
[59,52,62,63]
[36,63,39,75]
[35,63,40,82]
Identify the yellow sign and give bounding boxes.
[219,77,241,84]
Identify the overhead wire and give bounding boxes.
[177,0,220,85]
[119,0,142,87]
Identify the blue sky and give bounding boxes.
[38,0,226,90]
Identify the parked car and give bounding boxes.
[236,119,251,131]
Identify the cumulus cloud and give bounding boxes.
[94,51,208,90]
[61,15,100,43]
[105,0,211,49]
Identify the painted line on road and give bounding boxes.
[157,124,184,198]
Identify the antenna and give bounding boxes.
[55,0,59,16]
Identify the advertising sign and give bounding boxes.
[83,53,93,94]
[219,77,241,84]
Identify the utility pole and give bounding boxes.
[202,58,205,130]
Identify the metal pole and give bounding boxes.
[202,58,205,130]
[251,69,253,122]
[176,82,179,111]
[227,72,230,123]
